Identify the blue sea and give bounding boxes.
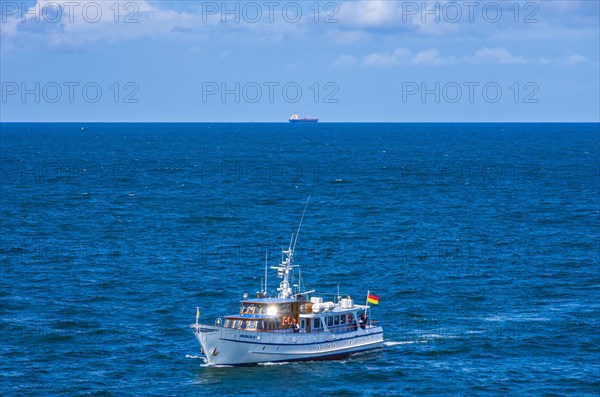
[1,123,599,396]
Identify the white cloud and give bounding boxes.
[332,0,599,40]
[0,0,314,52]
[359,47,594,67]
[335,0,457,36]
[337,0,403,30]
[411,49,447,65]
[363,48,411,67]
[333,54,358,68]
[362,47,450,67]
[472,47,528,64]
[563,54,591,65]
[1,0,195,51]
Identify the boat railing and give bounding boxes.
[198,318,382,335]
[327,320,382,334]
[194,323,220,333]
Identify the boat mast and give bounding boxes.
[275,196,311,299]
[293,195,310,253]
[264,249,268,295]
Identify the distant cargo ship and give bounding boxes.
[289,113,318,123]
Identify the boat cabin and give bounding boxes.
[224,298,305,332]
[223,296,364,334]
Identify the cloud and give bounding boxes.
[563,54,592,65]
[337,0,404,30]
[335,0,450,35]
[472,47,528,64]
[359,47,595,67]
[411,49,447,65]
[362,47,453,67]
[332,0,599,40]
[332,54,358,68]
[0,0,315,53]
[1,0,192,52]
[363,48,411,67]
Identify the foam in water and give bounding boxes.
[383,341,417,346]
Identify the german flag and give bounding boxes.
[367,293,379,305]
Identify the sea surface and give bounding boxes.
[1,123,599,396]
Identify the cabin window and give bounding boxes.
[327,317,333,327]
[277,304,290,314]
[300,319,305,329]
[341,315,346,325]
[265,319,281,330]
[247,321,256,330]
[313,319,321,329]
[334,316,340,326]
[225,320,231,328]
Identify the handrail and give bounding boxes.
[195,319,382,335]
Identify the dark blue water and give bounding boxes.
[1,123,599,396]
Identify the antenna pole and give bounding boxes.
[292,195,311,252]
[264,249,268,294]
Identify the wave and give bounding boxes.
[383,341,418,346]
[258,361,293,366]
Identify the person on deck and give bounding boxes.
[348,314,357,331]
[359,312,367,329]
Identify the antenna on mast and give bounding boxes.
[264,249,268,294]
[292,195,311,253]
[275,196,311,300]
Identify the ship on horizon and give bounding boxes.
[289,113,318,123]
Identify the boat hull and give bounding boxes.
[289,119,318,123]
[191,324,383,366]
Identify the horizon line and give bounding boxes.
[1,121,599,124]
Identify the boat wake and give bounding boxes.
[383,341,418,346]
[200,363,233,368]
[258,361,293,366]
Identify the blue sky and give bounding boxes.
[1,0,599,121]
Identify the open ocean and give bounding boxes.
[1,122,599,396]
